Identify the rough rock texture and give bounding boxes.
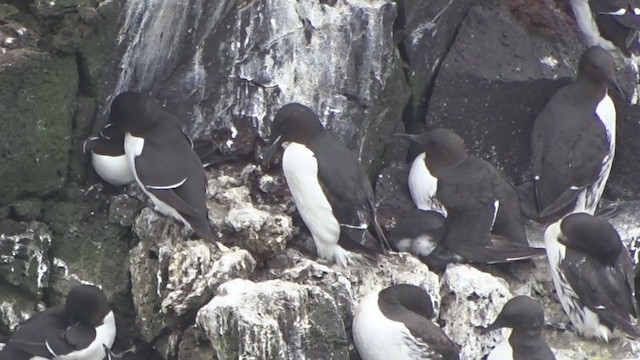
[440,264,511,359]
[0,52,77,205]
[0,222,51,298]
[114,0,409,175]
[425,0,583,183]
[129,207,257,342]
[197,278,349,360]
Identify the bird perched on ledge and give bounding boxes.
[263,102,390,267]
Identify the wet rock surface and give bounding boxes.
[3,0,640,359]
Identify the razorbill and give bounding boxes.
[394,133,447,215]
[0,285,116,360]
[109,91,215,243]
[263,103,390,267]
[353,284,460,360]
[482,295,556,360]
[83,122,136,187]
[532,46,620,223]
[570,0,640,55]
[544,212,640,341]
[405,128,544,264]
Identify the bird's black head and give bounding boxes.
[559,212,622,265]
[412,129,467,175]
[481,296,545,335]
[263,103,325,165]
[577,46,623,98]
[379,284,435,319]
[65,285,111,327]
[109,91,161,136]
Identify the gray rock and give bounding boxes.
[374,162,415,231]
[197,278,349,360]
[208,165,293,257]
[115,0,408,175]
[176,325,216,360]
[161,242,256,317]
[0,222,51,298]
[440,264,511,359]
[130,207,258,342]
[108,193,142,228]
[425,0,583,183]
[0,283,38,336]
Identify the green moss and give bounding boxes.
[42,198,130,304]
[0,52,78,206]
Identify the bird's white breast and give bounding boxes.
[282,142,343,264]
[408,153,447,216]
[579,93,616,214]
[91,152,136,186]
[487,338,513,360]
[544,221,613,341]
[353,292,425,360]
[123,133,191,230]
[54,311,116,360]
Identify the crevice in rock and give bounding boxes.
[75,51,94,97]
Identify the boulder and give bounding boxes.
[197,278,349,360]
[114,0,409,176]
[425,0,583,183]
[440,264,512,359]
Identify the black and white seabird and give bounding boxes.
[0,285,116,360]
[263,103,390,267]
[570,0,640,55]
[400,128,544,265]
[544,212,640,341]
[395,133,447,215]
[532,46,620,223]
[109,91,215,243]
[482,295,556,360]
[353,284,460,360]
[83,122,136,187]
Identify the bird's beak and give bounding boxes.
[480,320,504,335]
[609,78,626,101]
[394,133,424,144]
[262,135,282,167]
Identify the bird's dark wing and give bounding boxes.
[561,249,640,338]
[438,162,543,263]
[313,135,389,254]
[485,160,528,244]
[133,123,208,219]
[531,88,609,220]
[3,305,67,359]
[44,324,96,357]
[400,315,460,360]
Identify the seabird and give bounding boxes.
[353,284,460,360]
[263,103,390,267]
[482,295,556,360]
[0,285,116,360]
[544,212,640,341]
[109,91,215,243]
[531,46,621,223]
[398,128,544,265]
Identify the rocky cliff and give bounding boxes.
[1,0,640,359]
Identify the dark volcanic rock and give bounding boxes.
[425,0,583,184]
[398,0,477,127]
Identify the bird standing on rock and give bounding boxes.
[544,212,640,341]
[397,128,545,265]
[263,103,390,267]
[108,91,216,244]
[0,285,116,360]
[353,284,460,360]
[483,295,556,360]
[531,46,621,223]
